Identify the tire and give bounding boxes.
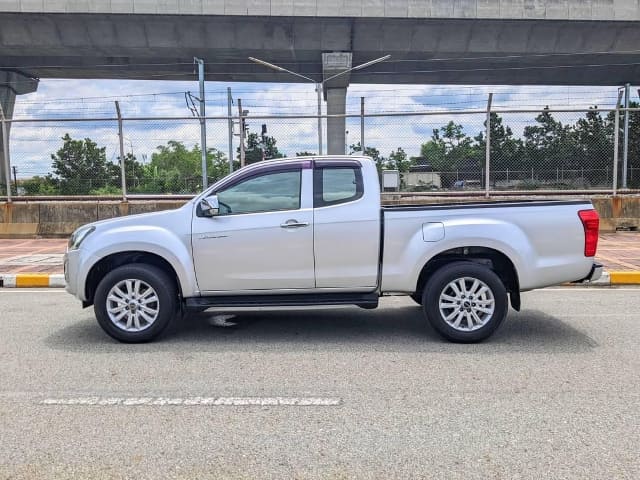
[94,264,178,343]
[422,261,508,343]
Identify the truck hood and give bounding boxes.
[84,203,192,232]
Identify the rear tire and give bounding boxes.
[422,262,508,343]
[94,264,177,343]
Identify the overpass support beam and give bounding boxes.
[0,71,39,190]
[325,87,348,155]
[323,53,352,155]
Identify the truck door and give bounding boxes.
[192,164,315,292]
[313,161,381,289]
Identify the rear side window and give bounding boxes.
[314,166,364,207]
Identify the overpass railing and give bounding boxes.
[2,105,640,201]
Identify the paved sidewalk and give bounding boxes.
[0,234,639,285]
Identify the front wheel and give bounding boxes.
[422,262,508,343]
[94,264,177,343]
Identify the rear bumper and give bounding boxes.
[575,263,603,283]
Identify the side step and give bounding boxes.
[185,292,379,310]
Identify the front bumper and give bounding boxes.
[63,250,80,297]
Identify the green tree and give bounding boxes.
[240,132,285,164]
[349,142,386,175]
[111,152,146,192]
[296,151,316,156]
[142,141,230,193]
[419,122,479,187]
[387,147,412,172]
[474,113,524,184]
[20,175,59,195]
[523,108,578,183]
[573,107,613,185]
[50,134,115,194]
[386,147,414,188]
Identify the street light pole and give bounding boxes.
[248,55,390,157]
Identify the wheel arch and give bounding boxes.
[84,251,182,307]
[414,246,521,311]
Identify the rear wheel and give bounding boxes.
[94,264,177,343]
[422,262,508,343]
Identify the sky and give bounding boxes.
[7,78,631,178]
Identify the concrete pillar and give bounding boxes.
[0,71,39,188]
[323,52,352,156]
[326,87,348,155]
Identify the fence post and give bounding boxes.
[613,90,624,195]
[361,97,365,154]
[623,83,630,189]
[485,93,493,198]
[0,105,11,203]
[238,99,245,167]
[227,87,234,173]
[115,101,127,202]
[317,84,323,155]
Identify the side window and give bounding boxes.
[315,167,364,207]
[215,170,301,215]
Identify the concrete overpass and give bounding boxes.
[2,0,640,184]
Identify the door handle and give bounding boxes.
[280,220,310,228]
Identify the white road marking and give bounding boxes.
[40,396,342,406]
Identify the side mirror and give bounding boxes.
[200,195,220,217]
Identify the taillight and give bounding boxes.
[578,209,599,257]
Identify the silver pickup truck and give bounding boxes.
[64,156,602,343]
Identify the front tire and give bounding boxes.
[94,264,177,343]
[422,262,508,343]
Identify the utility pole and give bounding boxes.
[12,165,17,194]
[227,87,234,173]
[194,57,208,189]
[238,99,246,167]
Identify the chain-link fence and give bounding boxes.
[2,103,639,199]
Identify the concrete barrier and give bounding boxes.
[1,196,638,238]
[0,200,185,238]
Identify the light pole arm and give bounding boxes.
[323,54,391,83]
[248,57,317,83]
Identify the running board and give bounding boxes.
[185,292,379,310]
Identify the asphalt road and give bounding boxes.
[0,289,638,479]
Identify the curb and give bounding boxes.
[1,271,639,288]
[0,273,66,288]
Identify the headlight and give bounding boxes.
[68,225,95,251]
